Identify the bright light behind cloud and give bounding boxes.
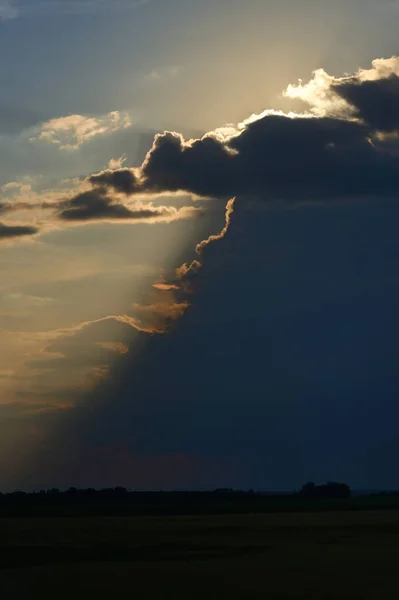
[284,56,399,118]
[284,70,352,117]
[108,155,127,170]
[1,10,399,487]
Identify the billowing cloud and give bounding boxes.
[196,197,235,256]
[175,259,202,282]
[137,115,397,200]
[0,222,38,239]
[285,56,399,131]
[5,55,399,246]
[108,155,127,170]
[30,111,132,151]
[334,74,399,132]
[174,197,235,290]
[85,56,399,203]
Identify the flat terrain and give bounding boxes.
[0,511,398,598]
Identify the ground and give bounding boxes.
[0,510,398,598]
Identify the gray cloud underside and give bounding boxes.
[0,222,38,238]
[334,74,399,132]
[87,61,399,202]
[57,189,179,222]
[29,195,399,491]
[0,189,194,226]
[89,169,139,195]
[4,56,399,237]
[99,116,399,201]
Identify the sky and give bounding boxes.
[1,0,399,491]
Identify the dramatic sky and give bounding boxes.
[1,0,399,491]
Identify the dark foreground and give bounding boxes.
[0,511,398,598]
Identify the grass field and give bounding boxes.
[0,510,398,598]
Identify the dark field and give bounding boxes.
[0,511,398,598]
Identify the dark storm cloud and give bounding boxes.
[57,189,172,222]
[133,115,398,200]
[8,55,399,491]
[58,190,137,221]
[140,132,234,197]
[82,57,399,203]
[89,168,139,195]
[334,74,399,132]
[6,55,398,240]
[96,114,399,202]
[0,222,38,239]
[28,197,399,491]
[174,198,235,291]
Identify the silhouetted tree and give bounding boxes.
[300,481,351,499]
[301,482,316,496]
